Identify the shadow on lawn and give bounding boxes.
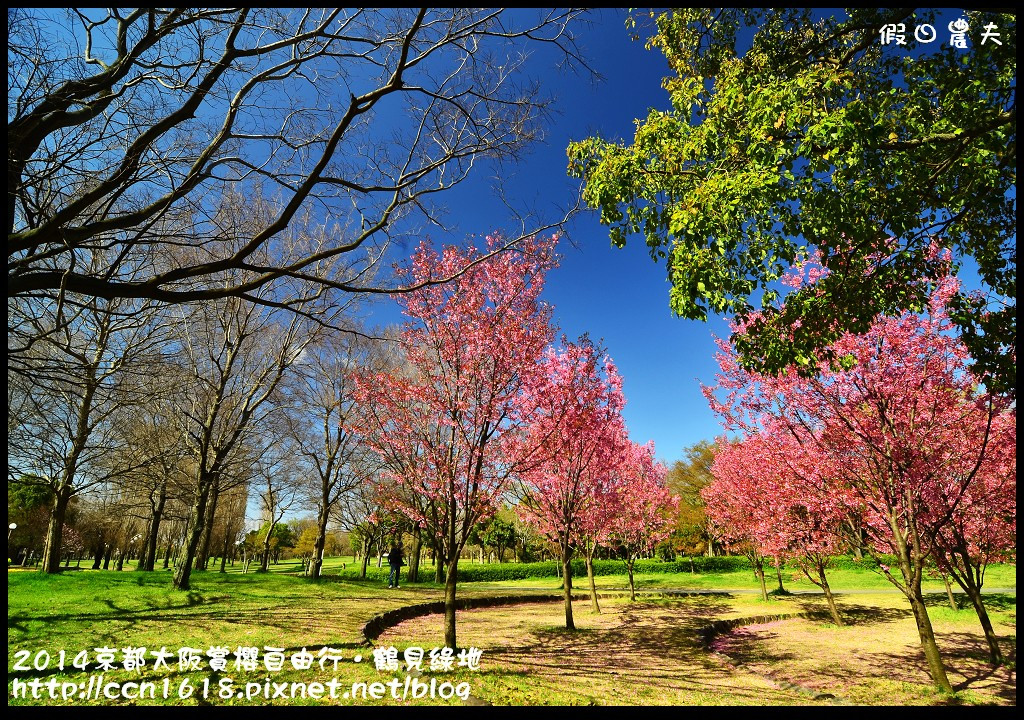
[478,597,817,705]
[715,605,1016,706]
[787,596,911,627]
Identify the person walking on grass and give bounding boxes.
[387,542,405,589]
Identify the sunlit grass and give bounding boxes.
[8,562,1016,705]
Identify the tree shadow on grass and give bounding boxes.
[476,598,816,704]
[787,596,911,627]
[937,630,1016,705]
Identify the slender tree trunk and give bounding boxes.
[962,585,1003,665]
[585,553,600,614]
[944,546,1003,665]
[310,507,329,580]
[444,557,459,649]
[103,544,113,569]
[41,486,72,573]
[752,557,768,601]
[220,533,230,573]
[360,539,369,579]
[907,590,953,692]
[626,557,636,602]
[260,526,273,572]
[817,566,843,626]
[561,543,575,629]
[142,482,167,572]
[91,541,104,570]
[408,526,421,583]
[774,557,786,593]
[434,543,445,584]
[196,480,220,571]
[940,572,958,611]
[162,539,172,569]
[888,517,953,692]
[173,481,212,590]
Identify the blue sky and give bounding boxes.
[359,8,1006,467]
[364,9,728,466]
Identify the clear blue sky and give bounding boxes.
[360,8,1000,468]
[365,9,727,466]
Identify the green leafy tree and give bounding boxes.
[568,9,1015,396]
[478,509,518,563]
[665,440,719,558]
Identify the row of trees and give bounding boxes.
[701,259,1015,691]
[8,7,594,590]
[8,225,678,654]
[354,235,677,647]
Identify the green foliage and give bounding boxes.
[8,478,54,512]
[665,440,718,554]
[478,511,518,561]
[568,8,1016,396]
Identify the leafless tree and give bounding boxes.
[7,254,170,573]
[254,453,298,572]
[280,328,388,579]
[8,8,589,306]
[168,280,323,588]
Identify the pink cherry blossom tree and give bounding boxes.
[707,428,850,624]
[931,420,1016,664]
[514,337,629,628]
[704,260,1014,691]
[356,233,557,650]
[607,441,678,602]
[703,438,776,602]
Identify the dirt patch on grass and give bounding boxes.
[377,596,830,705]
[712,607,1016,705]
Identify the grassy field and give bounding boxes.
[377,592,1016,705]
[7,561,1016,705]
[226,554,1018,594]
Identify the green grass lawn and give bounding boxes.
[8,561,1016,705]
[235,555,1017,594]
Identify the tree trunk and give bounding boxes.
[626,558,636,602]
[172,482,211,590]
[220,532,230,573]
[962,585,1003,665]
[752,558,768,601]
[444,557,459,650]
[818,565,843,626]
[561,544,575,629]
[40,486,72,573]
[585,554,600,614]
[142,482,167,571]
[162,540,172,569]
[940,572,958,612]
[91,541,104,570]
[310,507,329,580]
[408,526,421,583]
[360,538,369,579]
[907,590,953,692]
[774,557,786,593]
[434,543,445,584]
[260,525,273,572]
[196,480,220,571]
[103,544,113,570]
